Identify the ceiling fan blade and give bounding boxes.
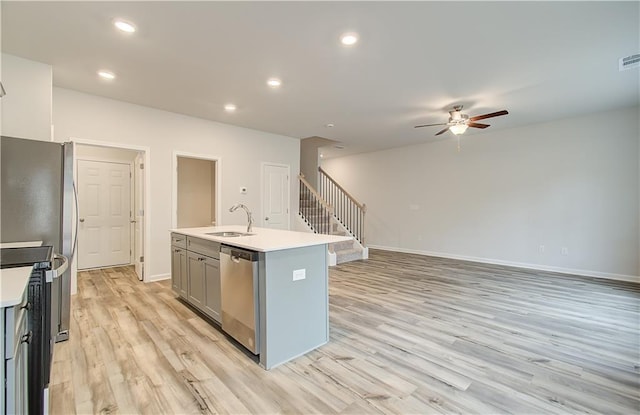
[469,110,508,122]
[414,122,448,128]
[435,127,450,136]
[468,122,490,129]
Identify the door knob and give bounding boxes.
[79,218,85,223]
[265,217,270,221]
[130,220,137,223]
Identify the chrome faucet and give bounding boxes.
[229,203,253,233]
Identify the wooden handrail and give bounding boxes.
[298,173,334,214]
[318,167,366,211]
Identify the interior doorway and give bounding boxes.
[173,152,220,228]
[75,143,146,281]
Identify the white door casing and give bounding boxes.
[77,160,132,269]
[262,163,290,230]
[134,154,145,280]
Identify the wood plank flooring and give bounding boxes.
[50,250,640,414]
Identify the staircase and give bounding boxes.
[298,171,368,265]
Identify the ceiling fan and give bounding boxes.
[414,105,509,136]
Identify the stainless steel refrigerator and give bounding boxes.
[1,135,75,343]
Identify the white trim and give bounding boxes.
[368,244,640,284]
[260,161,291,230]
[172,151,222,228]
[69,137,150,287]
[146,273,170,282]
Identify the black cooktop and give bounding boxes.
[0,246,54,269]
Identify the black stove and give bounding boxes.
[0,246,54,269]
[0,245,55,414]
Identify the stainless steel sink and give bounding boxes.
[205,231,254,237]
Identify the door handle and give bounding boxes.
[265,217,269,221]
[130,220,137,223]
[79,218,85,223]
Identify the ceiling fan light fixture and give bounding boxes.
[449,124,468,135]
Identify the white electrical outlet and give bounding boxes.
[561,247,569,256]
[292,269,306,281]
[539,245,545,254]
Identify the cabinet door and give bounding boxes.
[204,257,221,322]
[5,313,29,415]
[171,248,188,297]
[179,250,188,298]
[171,247,181,293]
[187,252,206,309]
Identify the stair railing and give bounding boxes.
[318,167,366,245]
[298,173,334,236]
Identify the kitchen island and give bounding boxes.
[170,226,352,369]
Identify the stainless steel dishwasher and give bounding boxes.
[220,245,260,354]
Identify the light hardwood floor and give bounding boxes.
[50,250,640,414]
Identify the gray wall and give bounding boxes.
[300,136,336,190]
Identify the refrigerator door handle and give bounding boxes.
[72,181,79,258]
[46,254,69,282]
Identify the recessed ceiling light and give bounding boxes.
[326,123,335,128]
[97,70,116,80]
[320,153,324,158]
[267,78,282,88]
[340,32,359,46]
[224,103,237,112]
[114,19,136,33]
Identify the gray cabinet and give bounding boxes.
[187,251,206,309]
[2,286,30,414]
[171,246,187,298]
[171,233,188,298]
[171,233,221,323]
[203,257,221,322]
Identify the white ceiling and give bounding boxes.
[2,1,638,157]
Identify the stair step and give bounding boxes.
[330,239,353,251]
[336,247,363,264]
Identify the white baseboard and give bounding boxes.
[146,272,170,282]
[368,244,640,284]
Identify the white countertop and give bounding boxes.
[0,240,43,248]
[0,241,42,307]
[0,266,32,308]
[171,226,352,252]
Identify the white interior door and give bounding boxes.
[262,163,290,230]
[77,160,132,269]
[133,154,144,280]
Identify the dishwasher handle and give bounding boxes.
[221,245,259,262]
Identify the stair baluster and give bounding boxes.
[318,167,366,245]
